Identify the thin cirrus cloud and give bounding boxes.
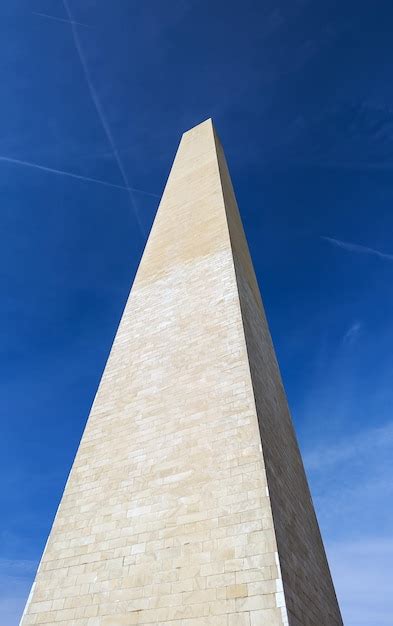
[0,558,36,626]
[321,236,393,261]
[342,321,362,344]
[305,421,393,623]
[61,0,145,236]
[32,12,92,28]
[0,155,159,197]
[304,419,393,471]
[328,538,393,626]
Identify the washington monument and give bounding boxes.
[21,120,342,625]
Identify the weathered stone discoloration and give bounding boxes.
[21,119,341,625]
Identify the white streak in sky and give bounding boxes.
[0,155,158,196]
[62,0,145,235]
[32,12,92,28]
[342,321,362,345]
[321,236,393,262]
[304,420,393,471]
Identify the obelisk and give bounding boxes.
[21,119,342,625]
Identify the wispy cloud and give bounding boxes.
[62,0,145,235]
[304,409,393,626]
[32,12,92,28]
[343,321,362,345]
[328,537,393,625]
[288,102,393,170]
[311,160,393,171]
[0,559,36,576]
[304,420,393,471]
[322,236,393,261]
[0,155,158,196]
[0,558,36,626]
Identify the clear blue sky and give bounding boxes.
[1,1,393,624]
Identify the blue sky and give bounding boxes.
[1,1,393,623]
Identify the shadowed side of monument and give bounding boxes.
[21,120,342,626]
[213,128,343,625]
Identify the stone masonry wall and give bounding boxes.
[21,120,290,626]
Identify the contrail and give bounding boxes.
[321,236,393,262]
[62,0,145,235]
[32,12,92,28]
[0,155,159,196]
[81,145,137,161]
